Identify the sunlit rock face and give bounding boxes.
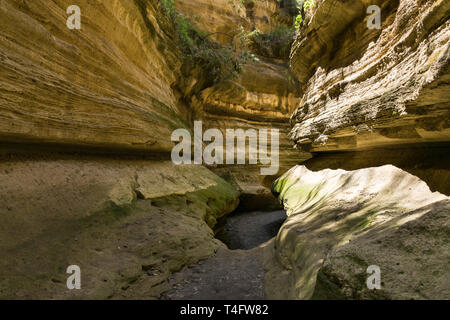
[289,0,450,152]
[191,58,310,210]
[0,0,242,299]
[194,59,310,171]
[0,0,187,153]
[176,0,282,45]
[176,0,310,174]
[267,165,449,299]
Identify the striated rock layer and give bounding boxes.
[0,0,242,299]
[0,0,304,299]
[176,0,285,45]
[178,0,307,172]
[0,0,187,153]
[176,0,311,202]
[195,58,310,172]
[267,165,449,299]
[289,0,450,152]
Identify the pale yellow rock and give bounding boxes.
[0,0,186,153]
[176,0,283,45]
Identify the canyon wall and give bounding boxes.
[176,0,311,207]
[2,0,447,300]
[0,0,303,298]
[0,0,190,153]
[289,0,450,152]
[267,0,450,300]
[268,165,449,299]
[176,0,287,45]
[0,0,242,299]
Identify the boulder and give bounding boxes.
[266,164,449,299]
[0,158,239,299]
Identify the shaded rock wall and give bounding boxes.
[289,0,450,152]
[303,142,450,195]
[0,157,238,299]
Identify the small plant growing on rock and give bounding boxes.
[293,0,316,29]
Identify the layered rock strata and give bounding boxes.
[176,0,285,45]
[0,0,243,299]
[0,0,186,153]
[289,0,450,152]
[176,0,311,200]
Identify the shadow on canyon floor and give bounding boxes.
[215,210,287,250]
[163,210,286,300]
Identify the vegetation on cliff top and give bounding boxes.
[227,0,316,29]
[160,0,255,84]
[159,0,315,77]
[226,0,317,60]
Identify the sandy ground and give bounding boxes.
[163,210,286,300]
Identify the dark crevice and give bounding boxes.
[215,209,286,250]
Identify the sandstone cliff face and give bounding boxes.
[2,0,447,301]
[0,0,186,153]
[0,0,301,299]
[289,0,450,152]
[0,0,242,299]
[175,0,310,204]
[265,0,450,300]
[176,0,283,45]
[195,59,309,171]
[180,0,309,166]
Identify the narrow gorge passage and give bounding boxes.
[215,210,287,250]
[163,210,286,300]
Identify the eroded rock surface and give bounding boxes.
[196,59,310,174]
[0,0,186,152]
[0,0,300,299]
[303,143,450,195]
[289,0,450,152]
[176,0,310,176]
[0,158,238,299]
[267,165,449,299]
[176,0,286,45]
[2,0,448,301]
